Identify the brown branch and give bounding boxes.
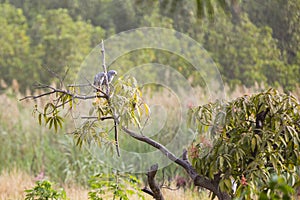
[19,85,107,102]
[112,119,120,156]
[141,187,154,197]
[19,91,56,101]
[81,116,114,120]
[146,164,164,200]
[67,83,90,87]
[122,127,231,200]
[84,77,107,96]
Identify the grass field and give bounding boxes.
[0,169,212,200]
[0,85,298,199]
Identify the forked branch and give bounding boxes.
[121,126,231,200]
[145,164,165,200]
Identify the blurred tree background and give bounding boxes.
[0,1,300,199]
[0,0,299,93]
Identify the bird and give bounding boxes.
[93,70,117,91]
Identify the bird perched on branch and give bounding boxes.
[93,70,117,91]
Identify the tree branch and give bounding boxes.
[121,126,231,200]
[101,40,110,94]
[114,119,120,157]
[81,116,114,121]
[146,164,164,200]
[19,84,106,102]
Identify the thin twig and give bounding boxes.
[101,40,110,94]
[84,77,107,97]
[61,67,70,85]
[19,84,106,102]
[161,185,180,191]
[100,40,119,156]
[81,116,114,121]
[67,83,90,87]
[114,119,120,156]
[19,91,56,101]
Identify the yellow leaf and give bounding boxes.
[137,88,142,97]
[143,103,150,116]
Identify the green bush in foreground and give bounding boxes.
[25,180,67,200]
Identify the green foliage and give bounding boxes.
[258,175,295,200]
[0,3,40,92]
[189,88,300,197]
[243,0,300,65]
[29,8,105,84]
[242,0,300,91]
[73,75,149,148]
[1,0,300,92]
[0,93,104,185]
[88,172,145,200]
[198,13,287,90]
[25,180,68,200]
[113,76,149,128]
[33,93,72,133]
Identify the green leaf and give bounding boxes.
[219,156,224,168]
[251,137,256,152]
[224,178,232,192]
[143,103,150,116]
[54,118,58,132]
[49,118,54,129]
[38,113,42,125]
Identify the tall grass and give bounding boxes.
[1,85,298,199]
[0,89,103,185]
[0,168,89,200]
[0,168,211,200]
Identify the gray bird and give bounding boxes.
[93,70,117,91]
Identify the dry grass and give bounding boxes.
[1,85,299,200]
[0,169,35,200]
[63,184,89,200]
[0,169,210,200]
[0,169,89,200]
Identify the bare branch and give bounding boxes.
[19,91,56,101]
[114,119,120,157]
[141,187,154,197]
[42,65,61,81]
[122,127,186,166]
[67,83,90,87]
[101,40,110,94]
[56,99,72,109]
[61,67,70,84]
[81,116,114,121]
[19,84,107,102]
[146,164,164,200]
[121,127,230,200]
[84,77,108,97]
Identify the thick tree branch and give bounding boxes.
[146,164,164,200]
[141,187,154,197]
[122,127,231,200]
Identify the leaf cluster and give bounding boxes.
[34,91,74,133]
[88,172,145,200]
[188,88,300,197]
[25,180,67,200]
